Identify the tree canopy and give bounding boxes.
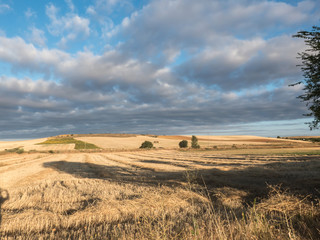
[140,141,153,149]
[191,135,200,149]
[179,140,188,148]
[293,26,320,129]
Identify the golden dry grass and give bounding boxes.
[76,134,317,150]
[0,136,320,239]
[0,134,316,152]
[0,138,76,152]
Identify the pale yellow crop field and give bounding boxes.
[0,135,315,152]
[0,136,320,239]
[0,138,75,152]
[75,135,182,149]
[75,134,314,149]
[0,138,46,151]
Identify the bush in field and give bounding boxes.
[179,140,188,148]
[191,135,200,149]
[16,148,24,154]
[140,141,153,149]
[5,148,24,154]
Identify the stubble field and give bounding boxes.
[0,135,320,239]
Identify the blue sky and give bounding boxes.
[0,0,320,139]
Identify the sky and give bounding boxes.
[0,0,320,139]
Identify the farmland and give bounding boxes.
[0,135,320,239]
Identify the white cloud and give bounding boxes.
[45,3,58,22]
[86,0,135,38]
[0,36,69,74]
[25,8,36,18]
[121,17,130,27]
[100,19,115,38]
[65,0,75,12]
[0,3,10,13]
[46,3,90,47]
[27,27,46,47]
[177,35,306,90]
[0,35,178,99]
[0,32,306,105]
[86,6,96,15]
[94,0,133,14]
[116,0,319,64]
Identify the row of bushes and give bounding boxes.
[5,147,24,154]
[140,135,201,149]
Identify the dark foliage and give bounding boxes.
[179,140,188,148]
[293,26,320,129]
[140,141,153,149]
[191,135,200,149]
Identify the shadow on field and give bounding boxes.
[43,155,320,204]
[0,188,9,226]
[43,160,183,186]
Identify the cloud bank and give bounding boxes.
[0,0,319,138]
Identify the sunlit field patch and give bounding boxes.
[37,137,99,150]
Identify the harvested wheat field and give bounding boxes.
[75,134,313,149]
[1,135,320,239]
[0,138,75,152]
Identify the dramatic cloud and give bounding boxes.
[0,73,306,139]
[177,35,306,90]
[0,35,179,101]
[0,36,69,75]
[0,0,319,138]
[116,0,319,63]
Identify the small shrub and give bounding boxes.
[140,141,153,149]
[5,147,19,153]
[5,147,24,154]
[191,135,200,149]
[179,140,188,148]
[16,148,24,154]
[48,150,54,154]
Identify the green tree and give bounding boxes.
[179,140,188,148]
[293,26,320,129]
[191,135,200,149]
[140,141,153,149]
